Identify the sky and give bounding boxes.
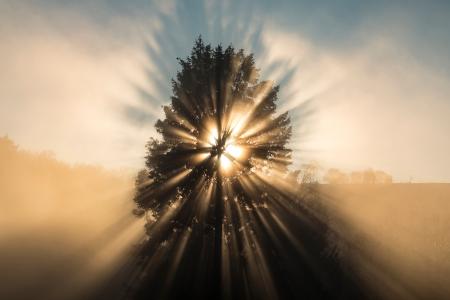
[1,0,450,182]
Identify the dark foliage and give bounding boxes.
[122,38,364,300]
[134,38,291,217]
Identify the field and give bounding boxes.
[320,183,450,299]
[1,138,449,299]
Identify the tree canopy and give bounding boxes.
[135,38,292,217]
[128,38,362,300]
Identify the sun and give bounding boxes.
[206,124,246,172]
[224,144,243,159]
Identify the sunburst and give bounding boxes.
[129,39,338,300]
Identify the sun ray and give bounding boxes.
[127,38,351,300]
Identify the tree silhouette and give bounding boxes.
[128,38,363,300]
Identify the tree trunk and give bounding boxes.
[212,174,223,299]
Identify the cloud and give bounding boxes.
[259,24,450,182]
[0,2,163,169]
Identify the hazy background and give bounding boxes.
[0,137,143,299]
[1,1,450,299]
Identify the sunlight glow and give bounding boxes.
[208,128,219,145]
[193,152,210,163]
[220,155,232,170]
[229,113,247,136]
[224,144,243,159]
[207,121,246,172]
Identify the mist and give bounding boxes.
[0,137,143,299]
[320,183,450,299]
[2,135,449,299]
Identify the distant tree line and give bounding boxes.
[323,168,393,184]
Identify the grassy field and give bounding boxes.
[320,183,450,300]
[1,137,449,299]
[0,137,142,300]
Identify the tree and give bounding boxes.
[299,161,320,184]
[323,168,349,184]
[362,168,376,184]
[350,171,363,184]
[374,170,393,184]
[129,38,362,300]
